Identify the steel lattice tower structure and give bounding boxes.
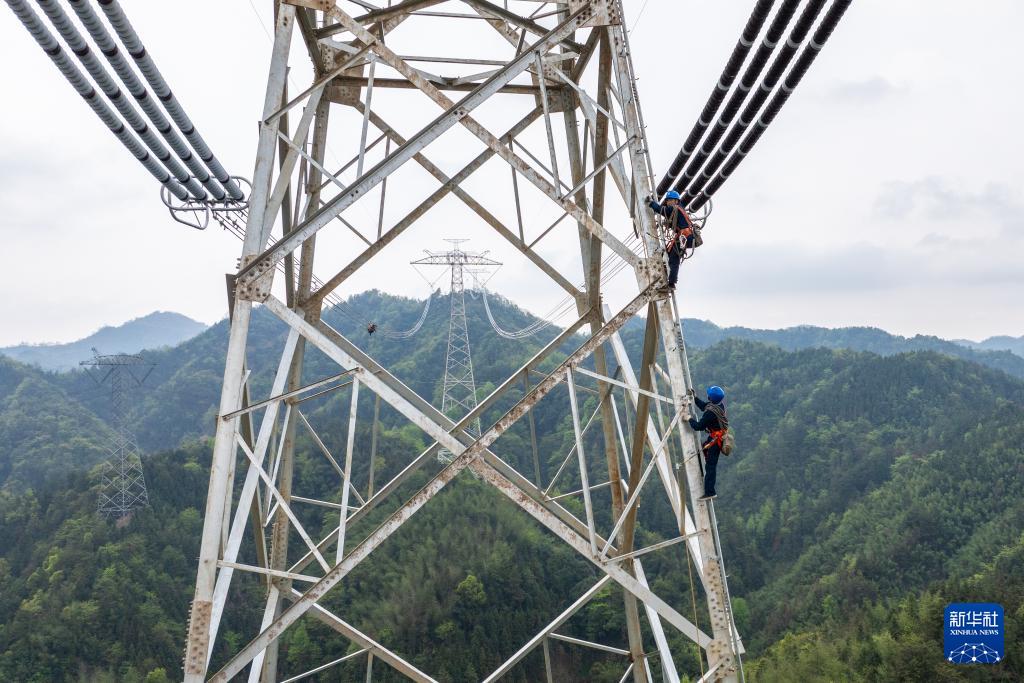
[184,2,744,681]
[80,348,154,520]
[412,241,500,462]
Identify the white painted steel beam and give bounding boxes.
[183,8,295,679]
[295,591,439,683]
[187,3,744,680]
[548,633,629,656]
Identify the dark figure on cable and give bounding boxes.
[689,385,727,500]
[647,190,694,291]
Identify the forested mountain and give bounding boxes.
[4,298,1017,489]
[0,292,1021,681]
[683,318,1024,378]
[0,311,207,372]
[0,356,113,488]
[955,334,1024,360]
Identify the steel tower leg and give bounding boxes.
[260,86,333,683]
[184,2,743,681]
[561,27,648,678]
[183,6,295,680]
[607,10,739,678]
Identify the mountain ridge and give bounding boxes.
[0,311,208,372]
[681,317,1024,377]
[1,291,1022,489]
[954,334,1024,358]
[2,300,1019,376]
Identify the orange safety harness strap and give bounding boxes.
[664,205,695,251]
[701,402,728,453]
[703,429,727,452]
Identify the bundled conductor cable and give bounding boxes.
[655,0,774,196]
[670,0,801,195]
[97,0,245,201]
[683,0,829,204]
[35,0,207,199]
[67,0,230,201]
[4,0,189,200]
[691,0,853,209]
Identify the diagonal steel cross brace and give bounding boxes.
[302,104,528,304]
[282,311,593,576]
[305,104,582,305]
[290,590,439,683]
[481,575,614,682]
[209,289,652,680]
[470,458,713,649]
[235,6,606,297]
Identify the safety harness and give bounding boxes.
[663,205,702,258]
[701,402,731,455]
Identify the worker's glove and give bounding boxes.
[645,193,654,203]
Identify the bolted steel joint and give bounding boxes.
[184,599,213,675]
[570,0,622,27]
[235,255,274,302]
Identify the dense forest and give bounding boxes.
[0,292,1021,681]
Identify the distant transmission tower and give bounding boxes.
[412,241,501,462]
[80,348,154,521]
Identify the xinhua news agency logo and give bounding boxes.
[944,603,1003,664]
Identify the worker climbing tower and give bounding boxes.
[182,2,744,681]
[412,241,500,462]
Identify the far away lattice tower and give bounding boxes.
[412,241,500,462]
[80,348,154,520]
[185,2,744,681]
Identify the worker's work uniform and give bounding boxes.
[647,201,694,288]
[689,396,725,498]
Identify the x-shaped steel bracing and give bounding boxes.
[184,2,743,682]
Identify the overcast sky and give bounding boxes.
[1,0,1021,346]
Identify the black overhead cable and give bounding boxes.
[690,0,853,210]
[67,0,230,201]
[669,0,801,195]
[655,0,774,196]
[4,0,190,200]
[35,0,209,200]
[682,0,827,204]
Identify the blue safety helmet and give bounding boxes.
[707,385,725,404]
[664,190,682,201]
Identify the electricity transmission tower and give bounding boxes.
[80,348,154,521]
[184,2,743,681]
[412,241,500,462]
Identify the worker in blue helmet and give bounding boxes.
[646,190,695,291]
[688,385,728,500]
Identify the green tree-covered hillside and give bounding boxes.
[0,293,1021,681]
